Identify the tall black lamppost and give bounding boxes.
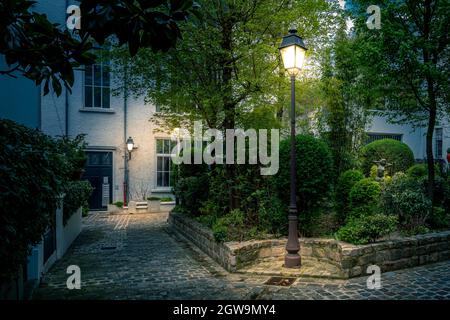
[279,29,308,268]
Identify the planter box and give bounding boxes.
[147,200,161,213]
[107,204,121,213]
[168,212,450,278]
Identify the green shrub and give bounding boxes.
[419,175,450,207]
[336,214,398,245]
[406,163,441,178]
[360,139,414,176]
[195,214,216,228]
[349,178,381,208]
[275,134,334,214]
[113,201,124,208]
[147,196,160,201]
[0,120,69,282]
[335,169,365,222]
[382,173,432,234]
[63,181,93,224]
[406,164,428,178]
[429,206,450,229]
[173,175,210,216]
[55,135,88,180]
[198,168,228,217]
[160,197,173,202]
[171,154,210,216]
[212,209,246,242]
[255,189,287,236]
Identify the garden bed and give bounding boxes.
[168,212,450,278]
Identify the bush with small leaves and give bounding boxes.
[406,164,428,178]
[428,206,450,229]
[173,175,210,216]
[212,209,246,242]
[382,173,432,234]
[63,180,93,224]
[336,214,398,245]
[335,169,365,223]
[0,119,87,283]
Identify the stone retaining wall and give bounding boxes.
[168,212,237,271]
[168,212,450,278]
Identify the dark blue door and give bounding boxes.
[83,151,113,210]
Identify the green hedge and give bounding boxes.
[63,180,93,224]
[336,214,398,245]
[360,139,414,176]
[0,119,89,283]
[275,134,334,214]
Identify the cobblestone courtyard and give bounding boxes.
[33,212,450,300]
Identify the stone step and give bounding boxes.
[236,256,347,280]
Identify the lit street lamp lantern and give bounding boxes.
[279,29,307,268]
[279,29,307,76]
[127,136,135,155]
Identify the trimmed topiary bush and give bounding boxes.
[360,139,414,176]
[335,169,365,223]
[275,134,334,215]
[349,178,381,217]
[336,214,398,245]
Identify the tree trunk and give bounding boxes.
[426,106,436,202]
[220,16,237,211]
[423,0,436,203]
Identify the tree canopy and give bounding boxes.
[347,0,449,200]
[112,0,341,133]
[0,0,195,95]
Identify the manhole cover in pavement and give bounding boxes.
[265,277,296,286]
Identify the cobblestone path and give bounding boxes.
[33,212,450,300]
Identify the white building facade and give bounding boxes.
[26,1,173,210]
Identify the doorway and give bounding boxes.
[83,151,113,210]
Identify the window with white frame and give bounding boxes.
[84,52,110,109]
[156,139,174,187]
[435,128,443,158]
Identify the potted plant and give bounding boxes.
[147,196,161,213]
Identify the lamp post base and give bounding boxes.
[285,213,301,268]
[284,253,301,268]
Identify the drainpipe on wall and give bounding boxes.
[65,88,69,136]
[64,1,69,137]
